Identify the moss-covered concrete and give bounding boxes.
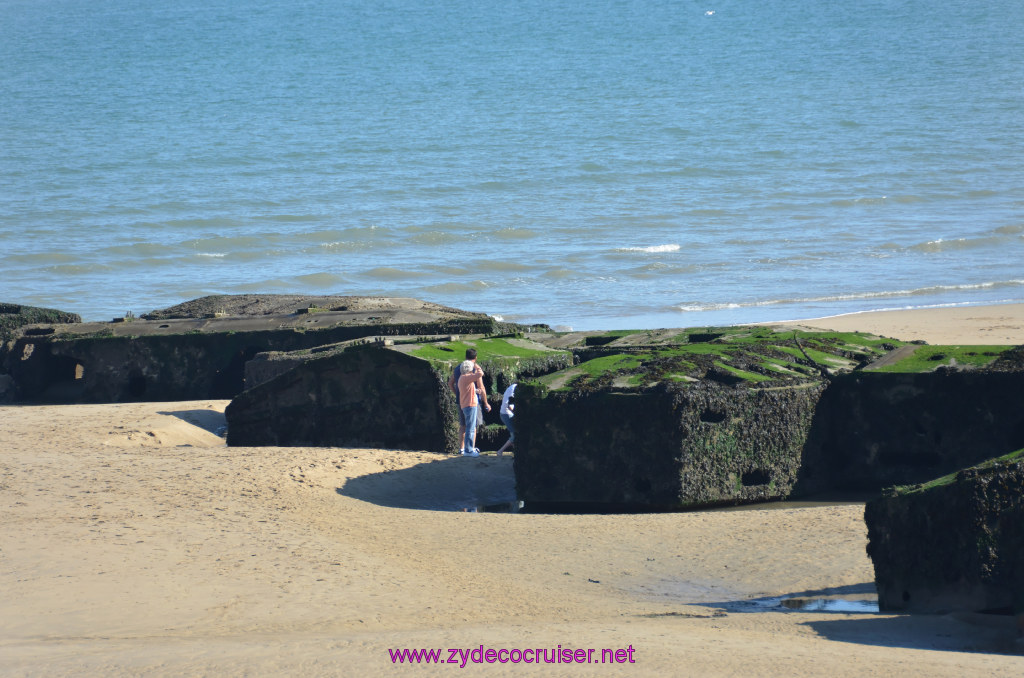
[401,336,572,397]
[226,337,571,452]
[534,326,910,391]
[227,322,1022,507]
[227,347,457,451]
[4,298,535,402]
[140,294,484,321]
[0,303,83,402]
[535,324,905,357]
[8,300,1023,517]
[512,379,826,509]
[0,303,81,345]
[511,327,1023,509]
[866,344,1010,373]
[865,449,1024,615]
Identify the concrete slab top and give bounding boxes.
[21,308,479,339]
[862,344,919,371]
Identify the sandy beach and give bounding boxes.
[770,303,1024,346]
[3,304,1024,677]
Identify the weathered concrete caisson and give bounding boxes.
[0,303,81,344]
[225,336,572,452]
[512,327,1024,509]
[3,295,534,402]
[513,380,825,509]
[227,345,457,451]
[512,326,884,509]
[865,450,1024,616]
[798,369,1024,493]
[7,295,1024,516]
[0,303,82,402]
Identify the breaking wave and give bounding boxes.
[675,280,1024,312]
[616,244,681,253]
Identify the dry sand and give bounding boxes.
[3,304,1024,676]
[770,303,1024,346]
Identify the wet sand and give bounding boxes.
[2,304,1023,676]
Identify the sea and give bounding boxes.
[2,0,1022,331]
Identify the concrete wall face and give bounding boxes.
[865,461,1024,615]
[511,369,1024,509]
[226,348,457,452]
[513,387,683,506]
[674,384,825,507]
[10,333,274,402]
[513,382,826,508]
[6,319,506,403]
[801,371,1024,493]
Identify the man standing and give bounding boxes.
[448,348,488,453]
[456,359,490,456]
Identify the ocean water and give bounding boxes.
[2,0,1022,330]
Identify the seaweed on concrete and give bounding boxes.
[868,345,1014,373]
[538,328,906,392]
[889,448,1024,496]
[865,447,1024,614]
[0,303,81,345]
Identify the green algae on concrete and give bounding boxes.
[537,327,906,392]
[409,336,559,363]
[517,327,892,508]
[228,335,570,452]
[867,344,1012,373]
[890,448,1024,496]
[539,325,1020,391]
[514,326,1024,509]
[404,336,571,394]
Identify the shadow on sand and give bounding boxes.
[700,582,1022,655]
[336,455,518,512]
[157,408,228,436]
[801,613,1022,655]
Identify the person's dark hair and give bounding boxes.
[465,348,477,360]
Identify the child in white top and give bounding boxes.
[496,383,516,457]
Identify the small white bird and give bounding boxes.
[705,10,715,16]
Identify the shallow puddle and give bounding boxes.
[503,496,873,515]
[459,501,524,513]
[745,595,879,613]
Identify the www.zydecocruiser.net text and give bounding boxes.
[389,645,637,666]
